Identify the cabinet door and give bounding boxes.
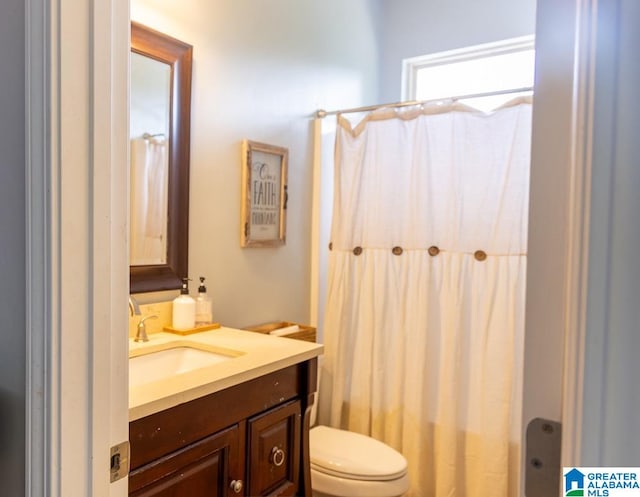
[129,424,244,497]
[247,400,301,497]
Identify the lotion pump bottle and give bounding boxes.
[195,276,213,326]
[172,278,196,329]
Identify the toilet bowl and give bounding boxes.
[309,425,410,497]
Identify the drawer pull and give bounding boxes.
[271,446,286,467]
[230,479,243,494]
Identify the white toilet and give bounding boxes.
[309,407,410,497]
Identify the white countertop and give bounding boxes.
[129,327,323,421]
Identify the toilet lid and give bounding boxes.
[310,426,408,481]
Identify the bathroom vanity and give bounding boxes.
[128,328,322,496]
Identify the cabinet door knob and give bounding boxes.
[271,446,286,467]
[230,479,243,494]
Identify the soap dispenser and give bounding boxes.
[195,276,213,326]
[172,278,196,329]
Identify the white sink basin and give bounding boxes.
[130,342,242,387]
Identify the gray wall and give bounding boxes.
[582,0,640,465]
[377,0,537,101]
[0,0,26,493]
[131,0,381,328]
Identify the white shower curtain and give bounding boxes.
[318,99,532,497]
[130,136,169,265]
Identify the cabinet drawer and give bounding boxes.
[247,400,301,497]
[129,424,243,497]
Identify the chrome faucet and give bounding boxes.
[135,315,157,343]
[129,295,155,342]
[128,295,141,316]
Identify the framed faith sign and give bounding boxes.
[240,140,288,247]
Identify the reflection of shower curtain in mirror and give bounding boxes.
[130,137,168,265]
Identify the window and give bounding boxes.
[402,36,535,112]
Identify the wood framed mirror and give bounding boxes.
[130,22,192,293]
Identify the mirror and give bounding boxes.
[130,22,193,293]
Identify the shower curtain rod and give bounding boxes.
[315,86,533,118]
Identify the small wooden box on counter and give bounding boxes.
[243,321,317,343]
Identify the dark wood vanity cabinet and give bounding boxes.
[129,359,317,497]
[129,425,242,496]
[248,401,301,496]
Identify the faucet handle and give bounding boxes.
[139,314,158,326]
[134,314,158,343]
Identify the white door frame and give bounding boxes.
[26,0,130,495]
[557,0,599,466]
[523,0,601,490]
